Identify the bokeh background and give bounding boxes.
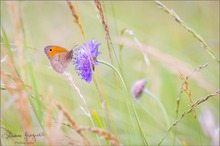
[1,1,219,145]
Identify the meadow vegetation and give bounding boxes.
[1,1,219,145]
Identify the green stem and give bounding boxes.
[144,89,181,145]
[98,59,148,145]
[144,89,170,128]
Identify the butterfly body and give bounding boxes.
[44,46,73,74]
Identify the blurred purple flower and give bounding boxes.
[74,39,101,83]
[131,78,147,100]
[199,108,219,145]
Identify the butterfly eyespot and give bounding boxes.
[50,49,52,51]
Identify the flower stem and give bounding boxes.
[143,89,170,128]
[144,89,181,145]
[98,59,148,145]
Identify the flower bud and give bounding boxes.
[131,78,147,100]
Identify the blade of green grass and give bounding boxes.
[1,27,22,82]
[92,110,110,145]
[24,37,45,131]
[1,28,14,62]
[98,59,149,145]
[18,8,46,130]
[0,120,19,133]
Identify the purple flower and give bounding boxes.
[74,39,101,83]
[131,79,147,100]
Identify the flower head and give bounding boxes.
[74,39,101,83]
[131,78,147,100]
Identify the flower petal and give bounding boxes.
[74,39,101,83]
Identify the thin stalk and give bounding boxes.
[21,13,45,130]
[143,89,170,128]
[158,89,220,145]
[144,89,181,145]
[154,0,219,63]
[94,69,119,139]
[98,59,148,145]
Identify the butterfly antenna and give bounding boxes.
[71,44,78,50]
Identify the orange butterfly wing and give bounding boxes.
[44,46,69,59]
[44,46,73,74]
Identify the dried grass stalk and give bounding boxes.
[56,103,90,145]
[169,89,219,132]
[120,37,214,92]
[1,61,32,133]
[77,126,120,146]
[177,63,208,118]
[95,0,113,63]
[158,89,219,145]
[8,1,27,81]
[154,0,219,62]
[66,0,85,39]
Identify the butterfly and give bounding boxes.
[44,46,73,74]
